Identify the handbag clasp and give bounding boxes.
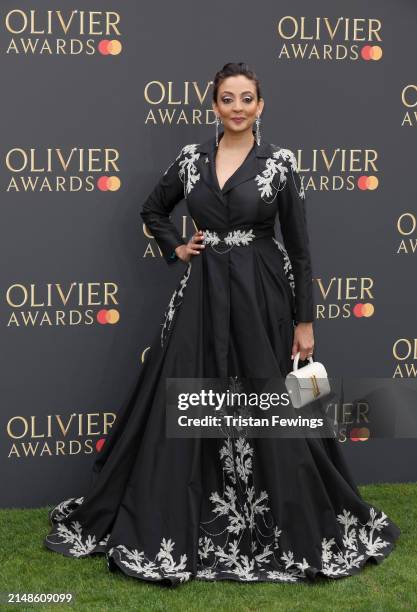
[310,374,321,398]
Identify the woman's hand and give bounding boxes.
[292,322,314,361]
[175,230,206,263]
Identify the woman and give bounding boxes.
[44,62,400,586]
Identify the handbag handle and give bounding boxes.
[292,351,314,372]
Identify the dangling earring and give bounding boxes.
[215,115,222,147]
[255,114,261,145]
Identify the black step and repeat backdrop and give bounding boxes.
[1,1,416,507]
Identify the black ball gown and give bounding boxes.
[44,131,400,586]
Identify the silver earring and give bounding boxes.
[215,115,222,147]
[255,115,261,145]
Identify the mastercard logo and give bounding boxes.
[97,176,121,191]
[357,176,379,190]
[96,438,106,452]
[350,427,370,441]
[97,309,120,324]
[98,40,122,55]
[360,46,383,61]
[352,303,374,317]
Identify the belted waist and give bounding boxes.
[201,225,275,254]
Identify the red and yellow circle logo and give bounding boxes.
[353,303,375,318]
[97,309,120,324]
[358,176,379,190]
[98,40,122,55]
[361,46,383,61]
[97,176,121,191]
[350,427,370,441]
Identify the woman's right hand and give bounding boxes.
[175,230,206,263]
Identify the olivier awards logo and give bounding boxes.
[4,9,122,56]
[315,276,375,320]
[276,16,383,61]
[5,147,121,193]
[297,148,379,194]
[5,281,120,327]
[6,411,116,458]
[144,81,216,126]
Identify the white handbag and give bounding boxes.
[285,352,331,409]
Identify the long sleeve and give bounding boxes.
[140,145,187,265]
[278,152,314,323]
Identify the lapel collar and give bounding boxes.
[195,133,273,203]
[195,135,225,206]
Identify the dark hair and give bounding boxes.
[212,62,262,102]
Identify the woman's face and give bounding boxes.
[213,75,264,135]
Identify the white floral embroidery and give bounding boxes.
[272,237,296,298]
[107,538,191,583]
[48,495,84,522]
[255,146,305,204]
[224,229,256,246]
[46,496,191,581]
[45,496,111,557]
[202,228,255,253]
[160,261,192,347]
[197,379,393,582]
[163,144,201,198]
[201,229,221,247]
[178,144,201,197]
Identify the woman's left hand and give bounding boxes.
[292,322,314,361]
